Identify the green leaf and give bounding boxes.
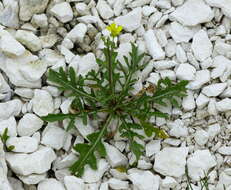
[140,121,155,137]
[1,128,9,143]
[41,113,75,122]
[130,141,144,161]
[6,145,15,151]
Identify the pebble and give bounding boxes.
[41,125,67,150]
[17,113,43,136]
[144,30,165,60]
[6,136,38,153]
[31,14,48,28]
[176,63,196,81]
[6,146,56,175]
[216,98,231,112]
[205,0,231,18]
[170,0,214,26]
[161,176,177,189]
[32,89,54,116]
[18,173,46,185]
[154,147,188,177]
[96,0,114,19]
[194,129,209,146]
[66,23,87,43]
[108,178,129,190]
[50,2,73,23]
[38,178,65,190]
[0,99,22,120]
[15,30,42,52]
[115,8,142,32]
[202,83,227,97]
[64,176,85,190]
[145,140,161,157]
[208,123,221,140]
[128,171,159,190]
[0,117,17,137]
[192,30,213,61]
[188,70,210,90]
[169,119,188,138]
[196,93,210,109]
[187,150,217,181]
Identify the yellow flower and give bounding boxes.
[106,23,123,37]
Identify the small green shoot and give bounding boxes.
[0,128,15,152]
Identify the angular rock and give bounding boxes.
[64,176,85,190]
[0,32,25,57]
[218,146,231,155]
[41,125,67,150]
[169,22,200,43]
[15,30,42,52]
[108,178,129,190]
[31,14,48,28]
[169,119,188,138]
[96,0,114,19]
[161,176,177,189]
[32,89,54,116]
[144,30,165,60]
[104,142,128,167]
[153,60,177,70]
[216,98,231,112]
[145,140,161,157]
[0,117,17,137]
[196,93,210,109]
[187,150,216,181]
[18,113,44,136]
[208,123,221,140]
[170,0,214,26]
[202,83,227,97]
[50,2,73,23]
[211,56,231,79]
[66,23,87,43]
[6,136,38,153]
[6,146,56,175]
[176,63,196,81]
[0,99,22,120]
[194,129,209,146]
[115,8,142,32]
[188,70,210,90]
[128,171,159,190]
[182,91,196,111]
[19,0,49,21]
[18,173,46,185]
[38,178,65,190]
[191,30,213,61]
[154,147,188,177]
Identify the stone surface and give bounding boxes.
[32,89,54,116]
[18,173,46,185]
[202,83,227,97]
[191,30,213,61]
[0,117,17,137]
[66,23,87,43]
[38,178,65,190]
[216,98,231,112]
[96,0,114,19]
[64,176,85,190]
[154,147,188,177]
[170,0,214,26]
[6,136,38,153]
[50,2,73,23]
[205,0,231,18]
[17,113,44,136]
[176,63,196,81]
[0,99,22,120]
[187,150,217,181]
[115,8,142,32]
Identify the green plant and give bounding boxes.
[0,128,15,152]
[41,23,189,176]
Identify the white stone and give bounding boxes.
[218,146,231,155]
[176,63,196,81]
[41,125,67,150]
[169,119,188,138]
[64,176,85,190]
[154,147,188,177]
[182,91,196,111]
[194,129,209,146]
[208,123,221,140]
[202,83,227,97]
[31,14,48,28]
[15,88,34,99]
[168,22,199,43]
[137,159,152,170]
[0,73,10,94]
[104,142,128,167]
[66,23,87,43]
[208,98,217,116]
[0,32,25,57]
[32,89,54,116]
[0,99,22,120]
[191,30,213,61]
[74,118,94,138]
[8,177,24,190]
[15,30,42,52]
[196,93,210,109]
[77,16,99,24]
[83,159,109,183]
[115,8,142,32]
[6,136,38,153]
[205,0,231,18]
[38,178,65,190]
[142,6,156,17]
[50,2,73,23]
[145,140,161,157]
[144,30,165,60]
[176,45,187,63]
[216,98,231,112]
[6,146,56,175]
[170,0,214,26]
[19,0,49,21]
[211,56,231,79]
[17,113,43,136]
[96,0,114,19]
[77,53,98,77]
[128,171,159,190]
[153,60,177,70]
[0,117,17,137]
[187,150,217,181]
[75,3,89,16]
[108,178,129,190]
[19,59,47,82]
[188,70,210,90]
[161,176,177,188]
[18,173,46,185]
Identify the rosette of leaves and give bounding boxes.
[41,23,189,177]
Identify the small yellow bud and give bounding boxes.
[106,23,123,37]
